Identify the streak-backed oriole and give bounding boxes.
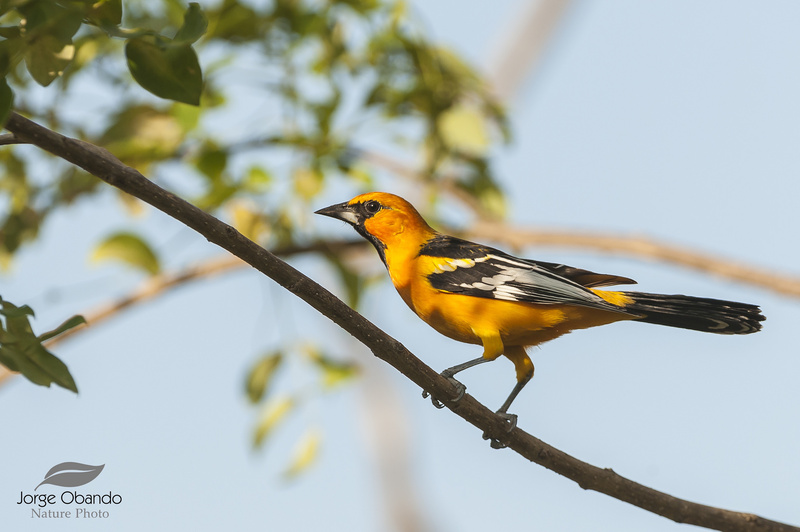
[316,192,765,429]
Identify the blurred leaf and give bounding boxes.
[91,232,160,275]
[0,297,79,393]
[98,105,184,165]
[18,0,83,43]
[207,0,261,41]
[117,191,146,217]
[56,167,100,205]
[230,202,269,242]
[86,0,122,27]
[174,2,208,44]
[0,37,23,76]
[196,146,227,180]
[242,166,272,193]
[253,396,294,448]
[283,428,321,480]
[125,35,202,105]
[304,345,359,390]
[0,300,34,319]
[0,78,12,126]
[293,167,324,201]
[18,0,83,85]
[24,36,75,86]
[323,251,366,309]
[438,105,489,157]
[170,101,201,131]
[195,176,238,211]
[456,161,506,219]
[245,351,283,403]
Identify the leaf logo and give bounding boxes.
[35,462,105,491]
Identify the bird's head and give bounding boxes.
[315,192,435,263]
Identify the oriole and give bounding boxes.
[316,192,765,428]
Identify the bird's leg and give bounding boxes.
[483,347,534,448]
[422,356,491,408]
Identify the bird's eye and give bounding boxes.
[363,200,381,214]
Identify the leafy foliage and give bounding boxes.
[91,231,161,275]
[245,344,358,476]
[0,296,83,392]
[1,0,507,263]
[0,0,509,475]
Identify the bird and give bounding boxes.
[316,192,765,438]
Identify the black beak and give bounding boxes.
[315,202,360,225]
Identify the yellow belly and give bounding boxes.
[399,284,632,348]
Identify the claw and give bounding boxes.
[421,377,466,409]
[497,412,518,432]
[482,411,518,448]
[421,389,445,408]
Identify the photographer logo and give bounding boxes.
[16,462,123,519]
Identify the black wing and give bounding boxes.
[419,235,628,310]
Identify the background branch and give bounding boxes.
[359,148,800,299]
[0,239,366,387]
[464,221,800,298]
[5,111,797,532]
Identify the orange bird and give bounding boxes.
[317,192,764,432]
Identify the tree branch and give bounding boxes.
[0,132,30,146]
[4,111,797,532]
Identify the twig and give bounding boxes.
[465,221,800,298]
[0,240,366,387]
[484,0,574,101]
[0,133,30,146]
[5,110,797,532]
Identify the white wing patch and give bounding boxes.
[431,253,616,309]
[432,257,485,274]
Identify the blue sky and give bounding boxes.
[2,1,799,531]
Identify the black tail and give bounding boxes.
[622,292,765,334]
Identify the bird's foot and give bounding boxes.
[422,377,466,409]
[482,412,518,449]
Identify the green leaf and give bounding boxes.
[229,201,269,242]
[86,0,122,27]
[304,346,359,390]
[125,36,203,105]
[242,166,272,193]
[98,105,185,164]
[0,26,20,39]
[91,232,160,275]
[0,298,79,393]
[24,35,75,86]
[0,300,33,319]
[196,146,227,180]
[0,37,23,76]
[438,105,489,157]
[245,352,283,403]
[253,396,294,448]
[174,3,208,44]
[208,0,261,41]
[283,428,321,480]
[37,314,86,344]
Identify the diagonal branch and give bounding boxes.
[4,111,797,532]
